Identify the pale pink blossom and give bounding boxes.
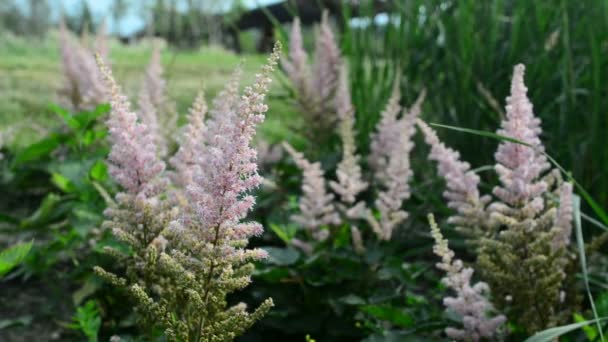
[329,66,368,204]
[416,119,490,230]
[59,20,107,112]
[370,91,424,240]
[96,55,166,198]
[170,91,208,187]
[284,142,340,241]
[428,214,506,341]
[369,77,402,175]
[492,64,551,208]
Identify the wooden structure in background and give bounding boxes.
[226,0,393,52]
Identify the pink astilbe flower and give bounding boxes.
[178,43,282,254]
[170,91,207,187]
[96,56,166,198]
[284,142,340,241]
[283,11,342,131]
[282,17,311,103]
[416,119,490,232]
[329,66,368,204]
[59,20,107,112]
[369,76,403,176]
[137,42,177,156]
[492,64,551,209]
[428,214,506,341]
[311,10,341,116]
[369,91,425,240]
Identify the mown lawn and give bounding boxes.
[0,32,298,147]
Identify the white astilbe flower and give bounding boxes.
[416,119,490,232]
[368,91,425,240]
[492,64,551,210]
[284,142,340,241]
[428,214,506,341]
[170,91,208,187]
[59,20,107,112]
[329,66,368,204]
[553,182,574,249]
[369,76,402,177]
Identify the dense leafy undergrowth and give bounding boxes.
[3,2,608,341]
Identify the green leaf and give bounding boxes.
[12,135,60,166]
[269,223,297,244]
[524,318,608,342]
[0,241,33,276]
[70,300,101,342]
[52,172,76,193]
[20,193,62,229]
[50,104,80,130]
[360,305,414,328]
[263,246,300,266]
[89,160,107,181]
[573,195,604,341]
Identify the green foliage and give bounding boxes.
[0,240,32,277]
[339,0,608,205]
[68,300,102,342]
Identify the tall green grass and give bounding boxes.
[338,0,608,205]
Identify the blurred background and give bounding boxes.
[1,0,608,341]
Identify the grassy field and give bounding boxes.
[0,32,297,147]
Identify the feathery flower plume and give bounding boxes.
[311,10,341,117]
[282,17,311,104]
[369,75,402,176]
[329,66,368,204]
[416,119,490,234]
[138,41,177,156]
[283,11,342,133]
[95,44,281,340]
[58,19,107,112]
[368,91,425,240]
[428,214,506,341]
[284,142,340,241]
[170,91,207,187]
[96,55,166,198]
[423,64,577,334]
[492,64,551,209]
